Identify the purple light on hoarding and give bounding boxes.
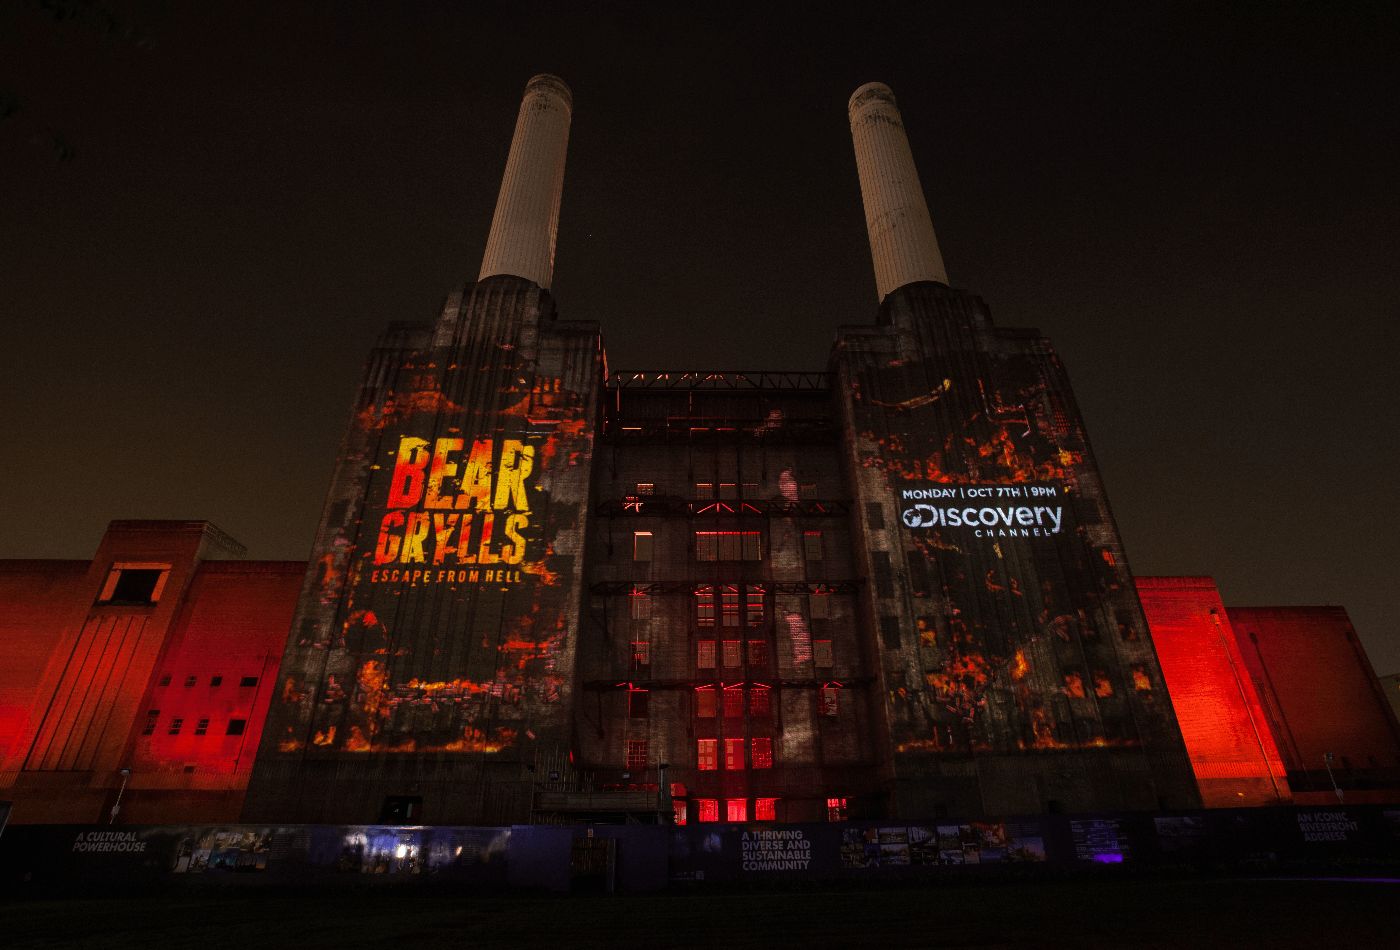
[1091,852,1124,864]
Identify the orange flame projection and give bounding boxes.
[312,725,337,746]
[1063,671,1086,699]
[1093,670,1114,697]
[1010,650,1029,681]
[1132,667,1152,691]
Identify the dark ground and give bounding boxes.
[1,876,1395,949]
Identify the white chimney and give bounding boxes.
[848,82,948,300]
[478,74,572,290]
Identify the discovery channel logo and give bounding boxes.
[899,484,1067,539]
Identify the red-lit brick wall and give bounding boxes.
[1136,577,1290,807]
[1228,605,1400,804]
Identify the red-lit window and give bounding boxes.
[827,797,848,822]
[635,482,655,496]
[626,739,648,770]
[747,640,768,667]
[810,592,830,620]
[184,675,197,688]
[718,482,738,500]
[630,585,650,620]
[695,482,714,499]
[749,685,771,718]
[695,531,761,562]
[727,798,747,822]
[723,685,744,718]
[194,717,210,736]
[673,800,688,826]
[721,587,740,627]
[697,639,716,669]
[697,739,717,771]
[696,687,717,718]
[633,531,654,562]
[819,684,840,717]
[724,738,744,771]
[746,588,765,625]
[631,640,650,668]
[722,640,742,667]
[813,640,833,667]
[756,797,778,821]
[141,710,159,736]
[696,586,716,626]
[629,689,650,719]
[752,737,773,769]
[803,530,823,561]
[168,718,184,736]
[696,798,719,822]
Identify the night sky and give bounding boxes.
[3,2,1397,672]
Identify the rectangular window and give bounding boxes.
[721,588,740,627]
[718,482,738,499]
[746,588,764,626]
[803,530,824,561]
[697,640,717,669]
[696,687,717,718]
[827,797,849,822]
[635,482,655,496]
[752,737,773,769]
[194,717,210,736]
[629,689,649,719]
[726,798,748,822]
[97,563,170,606]
[724,738,744,771]
[183,675,197,688]
[673,800,688,826]
[626,739,648,770]
[747,639,768,667]
[159,674,172,687]
[141,710,159,736]
[695,531,761,561]
[722,640,742,667]
[813,639,834,668]
[629,585,651,620]
[633,531,654,562]
[226,718,247,736]
[741,482,759,498]
[756,797,778,821]
[239,676,259,688]
[749,686,771,718]
[819,685,840,717]
[696,798,719,822]
[168,718,184,736]
[696,586,716,626]
[697,738,718,771]
[799,483,817,500]
[631,640,650,668]
[694,482,714,499]
[810,592,830,619]
[210,675,222,687]
[723,686,744,718]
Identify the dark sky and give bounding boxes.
[3,2,1398,672]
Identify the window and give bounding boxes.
[184,675,197,688]
[723,686,744,718]
[631,640,651,668]
[696,687,717,718]
[721,587,740,627]
[813,640,834,668]
[756,797,778,821]
[747,640,768,667]
[210,675,223,687]
[746,588,764,626]
[626,739,648,770]
[630,585,651,620]
[819,684,840,717]
[697,640,717,669]
[697,739,718,771]
[696,798,719,822]
[827,797,849,822]
[168,718,184,736]
[629,689,649,719]
[695,531,761,562]
[810,592,830,620]
[724,738,744,770]
[726,798,748,822]
[750,686,771,718]
[194,717,210,736]
[673,800,688,826]
[696,587,716,626]
[97,564,170,606]
[803,530,824,561]
[635,482,655,496]
[752,737,773,769]
[694,482,714,500]
[159,674,172,687]
[1131,666,1152,691]
[741,482,759,498]
[722,640,742,667]
[633,531,654,562]
[239,676,259,688]
[718,482,737,500]
[183,764,197,774]
[226,718,247,736]
[141,710,159,736]
[799,482,817,500]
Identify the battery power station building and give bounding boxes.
[4,77,1398,827]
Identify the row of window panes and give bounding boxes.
[675,797,847,825]
[694,685,772,718]
[158,674,259,688]
[696,737,774,770]
[695,639,833,669]
[142,711,247,737]
[634,531,822,562]
[689,483,819,501]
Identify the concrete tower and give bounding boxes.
[848,82,948,300]
[478,74,572,289]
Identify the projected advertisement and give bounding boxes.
[899,484,1068,539]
